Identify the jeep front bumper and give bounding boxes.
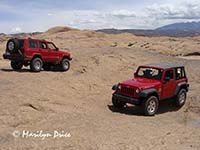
[112,93,141,105]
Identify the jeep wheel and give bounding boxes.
[11,61,23,70]
[60,58,70,71]
[7,39,19,53]
[175,89,186,108]
[43,64,52,71]
[30,58,43,72]
[112,96,126,108]
[143,96,159,116]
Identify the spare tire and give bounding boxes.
[6,38,19,53]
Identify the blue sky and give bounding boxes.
[0,0,200,33]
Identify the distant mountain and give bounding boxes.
[97,22,200,37]
[156,21,200,31]
[10,32,42,37]
[0,33,6,36]
[96,29,157,36]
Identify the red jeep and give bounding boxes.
[3,38,72,72]
[112,64,189,116]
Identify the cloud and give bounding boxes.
[43,10,139,30]
[11,27,22,33]
[47,13,55,16]
[111,10,136,18]
[146,1,200,20]
[1,0,200,33]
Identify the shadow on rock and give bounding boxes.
[1,68,68,73]
[157,100,180,114]
[108,105,143,116]
[1,68,30,73]
[108,99,180,116]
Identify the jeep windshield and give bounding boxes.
[136,67,162,80]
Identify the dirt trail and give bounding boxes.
[0,28,200,149]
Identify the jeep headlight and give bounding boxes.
[112,84,121,91]
[136,88,140,94]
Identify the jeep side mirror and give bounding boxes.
[134,72,137,77]
[164,76,170,81]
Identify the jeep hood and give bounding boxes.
[58,50,71,56]
[120,77,161,89]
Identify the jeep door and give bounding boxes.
[47,42,59,62]
[39,41,49,61]
[162,69,176,99]
[26,39,39,58]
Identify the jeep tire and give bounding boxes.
[112,96,126,108]
[60,58,70,71]
[7,39,19,53]
[11,61,23,70]
[175,89,186,108]
[30,57,43,72]
[143,96,159,116]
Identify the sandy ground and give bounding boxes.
[0,27,200,149]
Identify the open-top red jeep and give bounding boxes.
[112,64,189,116]
[3,38,72,72]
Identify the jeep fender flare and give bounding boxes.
[31,54,43,61]
[112,84,118,91]
[139,88,160,100]
[174,82,189,96]
[61,55,72,61]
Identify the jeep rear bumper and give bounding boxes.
[3,53,25,61]
[113,93,141,105]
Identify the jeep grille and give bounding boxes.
[118,85,135,97]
